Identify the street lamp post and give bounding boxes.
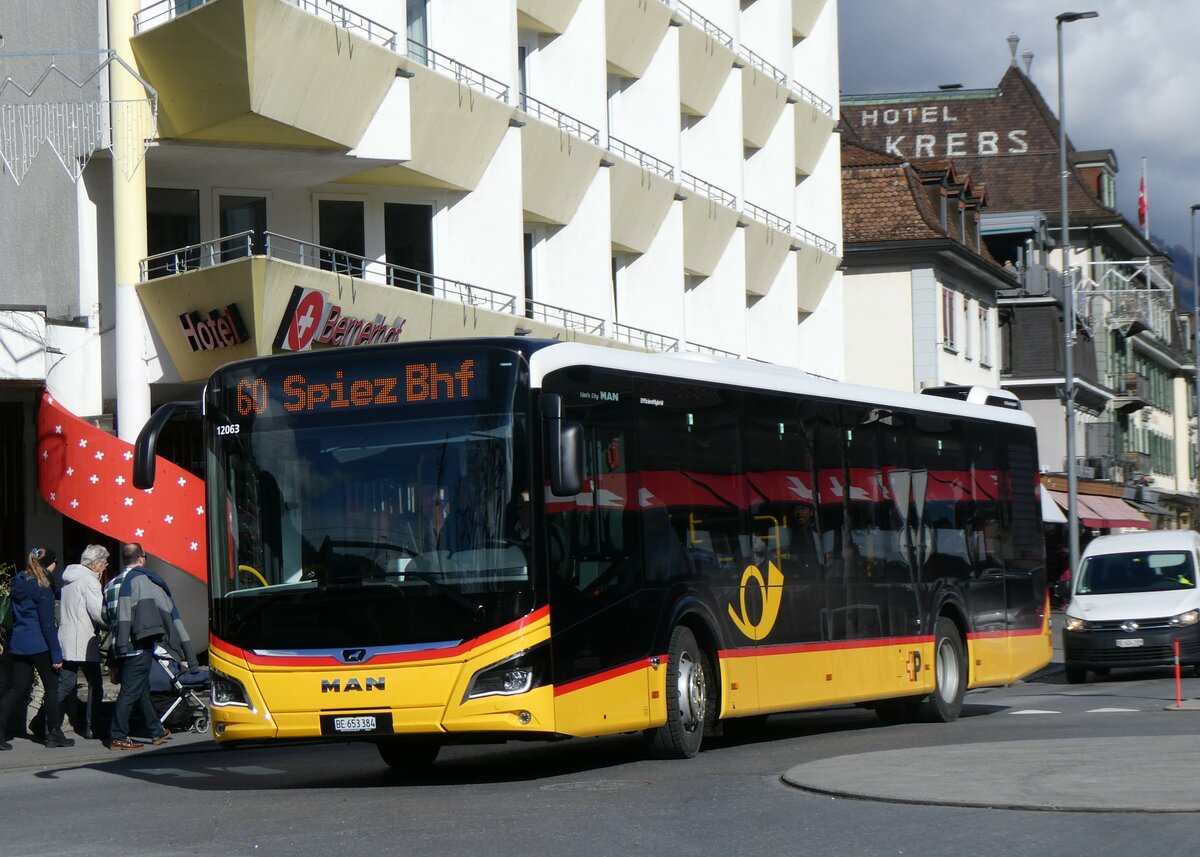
[1192,204,1200,495]
[1057,10,1097,580]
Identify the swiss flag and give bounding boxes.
[37,392,207,580]
[1138,175,1147,229]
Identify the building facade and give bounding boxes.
[841,39,1195,531]
[0,0,843,597]
[834,140,1012,393]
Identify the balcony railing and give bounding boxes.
[137,0,397,46]
[135,2,511,103]
[680,171,737,208]
[789,80,834,118]
[519,94,601,144]
[737,46,787,86]
[674,2,734,49]
[134,0,207,32]
[744,202,790,233]
[405,39,509,101]
[607,135,674,180]
[613,322,680,352]
[524,299,606,337]
[685,341,739,359]
[792,224,837,255]
[140,230,257,278]
[139,232,688,352]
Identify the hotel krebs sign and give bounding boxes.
[856,104,1028,161]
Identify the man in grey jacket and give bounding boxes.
[105,543,196,751]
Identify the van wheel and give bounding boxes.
[920,617,965,722]
[646,626,714,759]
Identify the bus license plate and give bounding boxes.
[1115,638,1143,648]
[334,716,376,732]
[319,713,392,736]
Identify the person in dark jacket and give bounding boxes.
[106,543,194,750]
[0,548,73,749]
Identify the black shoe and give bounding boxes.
[45,731,76,748]
[80,728,95,740]
[0,737,11,751]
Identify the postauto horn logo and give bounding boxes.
[274,285,407,352]
[728,561,784,641]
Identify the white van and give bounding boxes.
[1062,530,1200,684]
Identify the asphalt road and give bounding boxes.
[4,617,1200,857]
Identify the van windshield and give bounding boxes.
[1076,551,1196,595]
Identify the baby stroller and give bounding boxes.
[150,644,212,734]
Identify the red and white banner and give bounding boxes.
[37,392,207,580]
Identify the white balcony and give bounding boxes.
[518,95,605,225]
[792,0,828,39]
[132,0,399,148]
[605,0,673,78]
[517,0,583,34]
[675,3,736,117]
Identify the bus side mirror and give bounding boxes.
[133,401,201,489]
[542,393,583,497]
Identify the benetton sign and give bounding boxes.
[273,286,407,352]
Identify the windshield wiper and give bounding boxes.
[405,569,485,621]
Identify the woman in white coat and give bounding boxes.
[53,545,109,739]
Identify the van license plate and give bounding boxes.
[1115,638,1144,648]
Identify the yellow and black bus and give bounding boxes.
[135,338,1051,767]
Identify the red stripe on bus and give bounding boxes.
[553,656,666,697]
[966,626,1045,641]
[211,605,550,667]
[719,635,931,659]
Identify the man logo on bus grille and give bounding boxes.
[728,561,784,641]
[341,649,368,663]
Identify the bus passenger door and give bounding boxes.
[543,373,651,735]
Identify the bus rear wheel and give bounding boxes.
[920,617,966,723]
[647,625,713,759]
[378,737,440,771]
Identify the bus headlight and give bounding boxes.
[464,645,548,702]
[211,668,254,710]
[1170,610,1200,627]
[1064,616,1089,632]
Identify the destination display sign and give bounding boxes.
[215,355,491,422]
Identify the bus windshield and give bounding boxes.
[205,346,534,650]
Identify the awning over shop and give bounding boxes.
[1040,490,1067,524]
[1047,490,1151,530]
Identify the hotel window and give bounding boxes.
[978,305,992,367]
[318,199,365,277]
[962,297,972,360]
[385,202,434,293]
[942,288,957,352]
[218,193,266,259]
[146,188,200,278]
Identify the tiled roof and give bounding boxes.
[842,140,1003,269]
[841,65,1112,223]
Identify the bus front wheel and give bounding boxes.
[378,737,440,771]
[921,617,966,723]
[646,625,713,759]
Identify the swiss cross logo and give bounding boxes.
[281,288,328,352]
[273,285,406,353]
[37,392,207,580]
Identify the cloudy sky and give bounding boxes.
[838,0,1200,262]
